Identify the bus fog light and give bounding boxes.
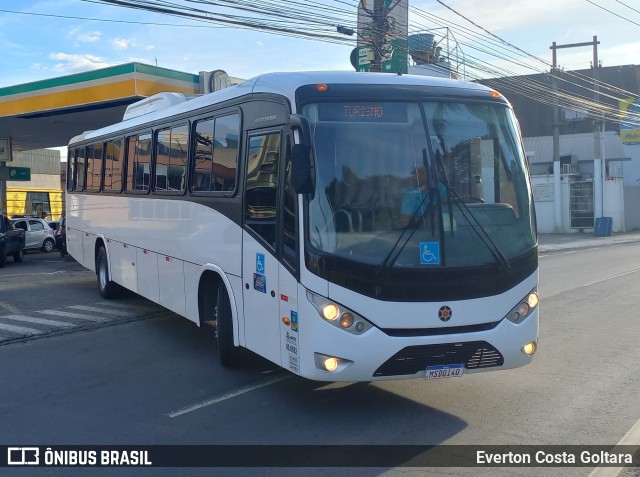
[339,313,354,328]
[314,353,354,373]
[324,357,338,371]
[355,321,365,332]
[522,341,537,356]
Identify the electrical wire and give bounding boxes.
[3,0,638,124]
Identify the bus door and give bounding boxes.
[242,129,285,364]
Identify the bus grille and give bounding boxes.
[373,341,504,377]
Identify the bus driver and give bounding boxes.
[398,165,446,227]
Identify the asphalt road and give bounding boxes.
[0,245,639,477]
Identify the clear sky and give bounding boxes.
[1,0,639,90]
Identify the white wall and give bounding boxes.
[622,144,640,186]
[603,177,625,233]
[624,187,640,231]
[621,143,640,231]
[531,175,575,234]
[7,173,60,190]
[531,175,556,233]
[532,174,625,233]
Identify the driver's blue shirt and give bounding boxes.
[400,184,447,216]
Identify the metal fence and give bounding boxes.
[569,181,594,228]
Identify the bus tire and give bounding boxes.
[216,283,244,367]
[96,247,120,299]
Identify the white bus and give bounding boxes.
[66,71,539,381]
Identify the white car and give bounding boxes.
[11,217,56,253]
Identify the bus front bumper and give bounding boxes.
[296,308,539,382]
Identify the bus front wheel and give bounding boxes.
[97,247,120,299]
[216,284,244,367]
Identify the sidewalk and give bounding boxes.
[538,230,640,253]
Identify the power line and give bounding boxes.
[80,0,355,43]
[0,8,233,28]
[422,1,640,123]
[5,0,638,124]
[585,0,640,28]
[614,0,640,16]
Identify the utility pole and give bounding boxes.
[0,137,11,216]
[549,36,600,232]
[550,42,562,233]
[0,160,6,216]
[591,36,604,221]
[369,0,385,72]
[349,0,407,74]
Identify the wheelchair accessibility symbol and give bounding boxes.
[256,253,265,274]
[420,242,440,265]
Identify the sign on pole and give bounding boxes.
[356,0,408,74]
[0,166,31,181]
[0,138,12,162]
[620,98,640,144]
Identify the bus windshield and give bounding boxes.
[303,100,536,268]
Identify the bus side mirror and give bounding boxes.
[289,114,315,195]
[291,144,314,194]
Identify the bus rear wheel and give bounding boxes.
[96,247,120,299]
[216,284,244,367]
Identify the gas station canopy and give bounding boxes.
[0,62,200,153]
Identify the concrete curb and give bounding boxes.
[538,233,640,253]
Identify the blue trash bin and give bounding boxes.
[594,217,612,237]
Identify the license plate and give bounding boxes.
[425,364,464,379]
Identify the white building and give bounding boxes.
[524,131,635,233]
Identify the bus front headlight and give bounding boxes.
[307,291,373,335]
[322,303,340,321]
[506,288,539,324]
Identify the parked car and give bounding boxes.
[1,215,26,267]
[11,217,56,253]
[47,220,61,232]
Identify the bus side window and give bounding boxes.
[154,124,187,193]
[104,138,123,192]
[126,132,152,192]
[191,113,239,193]
[155,128,171,191]
[245,131,281,250]
[192,118,214,192]
[213,114,239,192]
[86,143,103,192]
[67,150,76,192]
[76,147,87,191]
[281,138,297,271]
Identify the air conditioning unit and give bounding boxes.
[199,70,234,94]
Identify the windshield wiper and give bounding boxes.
[435,149,455,237]
[381,150,437,270]
[434,149,511,272]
